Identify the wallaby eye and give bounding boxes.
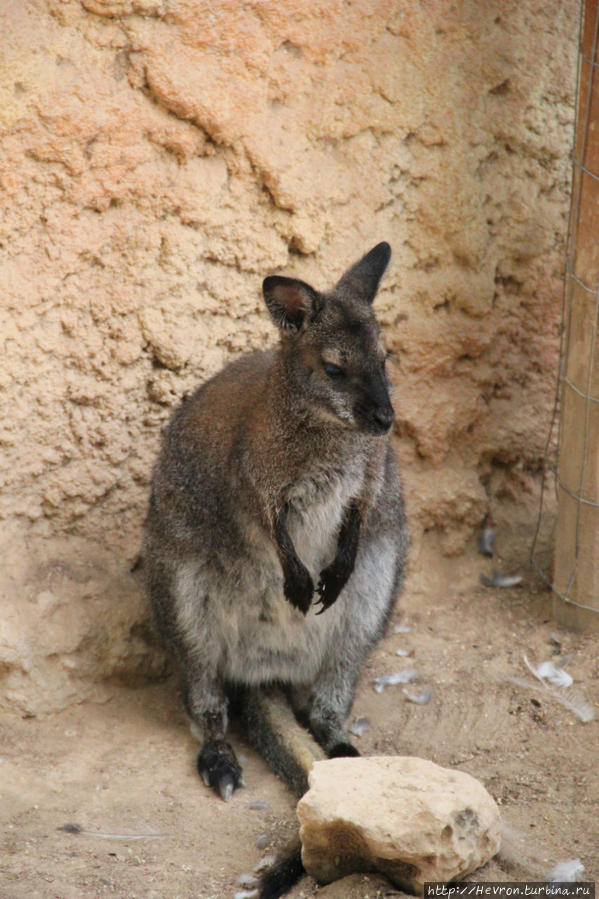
[323,361,345,379]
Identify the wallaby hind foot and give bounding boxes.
[197,740,244,802]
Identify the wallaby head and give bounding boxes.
[262,242,394,435]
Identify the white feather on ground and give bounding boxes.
[535,660,573,688]
[373,669,419,692]
[511,656,595,723]
[58,823,165,840]
[480,570,523,588]
[403,687,432,704]
[549,859,585,882]
[348,716,370,736]
[478,526,495,557]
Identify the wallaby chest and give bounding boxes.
[284,456,366,573]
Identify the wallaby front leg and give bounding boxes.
[274,504,314,614]
[184,672,244,801]
[315,502,361,613]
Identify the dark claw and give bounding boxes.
[313,582,328,615]
[218,773,235,802]
[314,595,327,616]
[197,739,243,800]
[314,571,340,614]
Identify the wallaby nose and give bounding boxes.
[354,375,395,435]
[372,404,395,433]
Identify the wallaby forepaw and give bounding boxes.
[283,566,314,615]
[197,739,244,801]
[315,561,348,614]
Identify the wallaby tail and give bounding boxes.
[257,841,304,899]
[239,687,326,897]
[241,687,326,795]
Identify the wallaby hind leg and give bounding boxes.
[185,672,244,801]
[288,670,360,759]
[307,685,360,758]
[147,562,244,801]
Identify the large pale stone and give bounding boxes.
[297,757,501,893]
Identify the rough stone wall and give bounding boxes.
[0,0,578,712]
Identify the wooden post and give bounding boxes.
[553,0,599,632]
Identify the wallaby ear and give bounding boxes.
[335,242,391,305]
[262,276,320,331]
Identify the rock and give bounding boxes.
[0,533,168,716]
[297,756,501,893]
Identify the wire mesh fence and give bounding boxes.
[532,0,599,632]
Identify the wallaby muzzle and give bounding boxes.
[354,373,395,435]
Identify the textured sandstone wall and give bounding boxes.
[0,0,578,712]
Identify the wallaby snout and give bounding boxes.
[366,398,395,435]
[353,370,395,435]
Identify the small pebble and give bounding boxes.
[246,800,269,810]
[255,833,270,850]
[393,623,411,634]
[395,648,410,657]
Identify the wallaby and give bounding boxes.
[142,242,408,896]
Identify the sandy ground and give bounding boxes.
[1,544,598,899]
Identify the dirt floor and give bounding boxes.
[1,542,598,899]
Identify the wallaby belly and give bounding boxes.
[168,462,382,688]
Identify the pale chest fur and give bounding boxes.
[215,457,368,685]
[286,456,366,573]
